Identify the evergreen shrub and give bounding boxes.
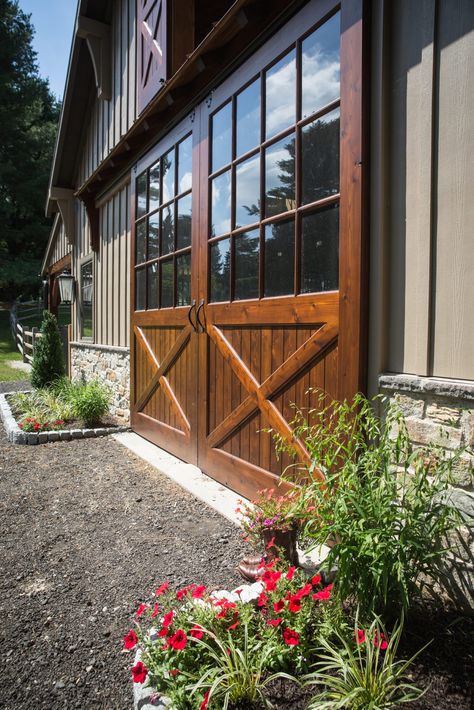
[30,310,65,388]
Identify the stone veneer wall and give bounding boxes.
[70,342,130,423]
[379,373,474,611]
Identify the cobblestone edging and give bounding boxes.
[0,392,129,445]
[70,342,130,423]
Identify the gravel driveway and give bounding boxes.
[0,409,249,709]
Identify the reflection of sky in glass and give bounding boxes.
[235,154,260,228]
[177,193,192,249]
[302,107,340,204]
[265,50,296,139]
[148,213,160,259]
[236,79,260,157]
[211,170,231,237]
[178,135,193,193]
[162,205,174,254]
[302,12,340,118]
[162,149,175,203]
[212,102,232,172]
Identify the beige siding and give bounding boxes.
[369,0,474,386]
[47,219,70,268]
[78,0,136,186]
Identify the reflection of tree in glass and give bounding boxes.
[161,261,174,307]
[302,114,339,203]
[265,220,294,297]
[177,213,191,249]
[177,255,191,306]
[235,232,259,299]
[162,206,174,254]
[210,241,231,301]
[266,136,296,216]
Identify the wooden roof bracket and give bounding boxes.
[50,187,76,245]
[76,15,111,101]
[78,191,100,253]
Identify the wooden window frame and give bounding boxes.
[78,256,94,342]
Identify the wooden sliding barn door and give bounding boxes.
[196,0,366,498]
[131,116,199,463]
[131,0,366,498]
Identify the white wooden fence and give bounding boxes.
[10,302,43,364]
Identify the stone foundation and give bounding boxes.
[379,373,474,611]
[70,342,130,423]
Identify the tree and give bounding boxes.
[0,0,60,301]
[31,310,65,388]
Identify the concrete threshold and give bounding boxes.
[113,431,329,568]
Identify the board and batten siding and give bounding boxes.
[77,0,136,187]
[46,217,70,269]
[369,0,474,387]
[72,183,131,348]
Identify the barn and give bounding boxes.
[42,0,474,499]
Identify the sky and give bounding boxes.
[18,0,78,99]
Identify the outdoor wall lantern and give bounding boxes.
[57,269,75,304]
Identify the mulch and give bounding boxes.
[0,378,472,709]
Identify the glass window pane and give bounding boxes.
[264,220,294,297]
[162,148,175,203]
[301,205,339,293]
[210,238,231,302]
[235,154,260,229]
[161,205,175,255]
[135,220,147,263]
[149,161,160,212]
[265,134,295,218]
[265,49,296,139]
[211,102,232,173]
[161,260,174,308]
[178,134,193,194]
[302,108,340,204]
[148,213,160,259]
[81,262,93,338]
[236,79,260,157]
[176,253,191,306]
[147,262,159,309]
[136,171,147,218]
[235,230,259,300]
[177,194,192,250]
[135,267,146,310]
[302,11,340,119]
[210,170,231,237]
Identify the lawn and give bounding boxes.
[0,307,29,381]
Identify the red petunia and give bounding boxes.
[162,610,175,627]
[266,536,276,549]
[294,583,313,599]
[286,566,296,580]
[257,591,268,607]
[158,627,169,638]
[312,584,332,601]
[176,584,195,600]
[282,627,300,646]
[169,629,187,650]
[169,669,180,677]
[192,585,206,599]
[288,596,301,613]
[200,690,210,710]
[228,620,240,630]
[355,629,366,645]
[131,661,148,684]
[135,603,148,618]
[267,618,282,626]
[190,625,204,640]
[155,582,169,596]
[273,600,285,613]
[123,629,138,650]
[311,574,322,586]
[151,603,160,618]
[374,631,388,650]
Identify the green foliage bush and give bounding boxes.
[30,311,65,388]
[69,379,111,427]
[273,392,462,619]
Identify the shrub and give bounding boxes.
[69,379,111,426]
[31,310,65,388]
[304,615,427,709]
[273,392,462,618]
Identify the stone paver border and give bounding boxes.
[0,391,129,445]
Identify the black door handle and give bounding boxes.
[196,299,206,333]
[187,299,197,332]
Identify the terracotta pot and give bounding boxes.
[262,526,299,566]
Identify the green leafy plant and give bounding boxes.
[237,486,311,548]
[69,379,111,426]
[189,622,296,709]
[304,615,427,709]
[30,310,65,388]
[274,392,463,618]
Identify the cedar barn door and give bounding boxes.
[131,0,366,498]
[131,118,198,463]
